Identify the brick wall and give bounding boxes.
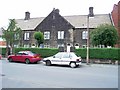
[111,1,120,48]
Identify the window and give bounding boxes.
[53,15,55,20]
[82,31,88,39]
[63,53,69,58]
[14,44,19,48]
[24,44,29,48]
[58,44,64,48]
[44,44,50,48]
[58,31,64,39]
[55,53,63,58]
[14,33,19,40]
[44,31,50,39]
[24,32,30,40]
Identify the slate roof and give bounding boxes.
[64,14,112,28]
[15,17,44,30]
[15,14,112,30]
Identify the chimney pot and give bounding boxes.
[25,11,30,20]
[89,7,94,17]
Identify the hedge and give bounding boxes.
[14,48,59,58]
[75,48,120,60]
[0,47,119,60]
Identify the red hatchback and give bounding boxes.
[8,51,42,64]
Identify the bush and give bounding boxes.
[0,47,119,60]
[75,48,120,60]
[14,48,59,58]
[0,48,6,56]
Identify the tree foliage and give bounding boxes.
[34,31,44,47]
[90,24,119,47]
[2,19,22,55]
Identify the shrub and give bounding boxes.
[14,48,59,58]
[0,47,119,60]
[75,48,120,60]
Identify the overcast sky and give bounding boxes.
[0,0,120,28]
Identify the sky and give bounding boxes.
[0,0,120,28]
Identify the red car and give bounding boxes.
[0,54,2,60]
[8,51,42,64]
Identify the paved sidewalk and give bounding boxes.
[82,63,118,67]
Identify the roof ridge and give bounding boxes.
[64,13,110,17]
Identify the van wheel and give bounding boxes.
[46,60,51,66]
[70,62,76,68]
[25,59,30,64]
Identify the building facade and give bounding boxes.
[111,1,120,48]
[15,8,113,48]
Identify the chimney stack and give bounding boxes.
[25,11,30,20]
[89,7,94,17]
[53,8,60,14]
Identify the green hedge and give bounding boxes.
[0,47,119,60]
[0,48,6,56]
[75,48,120,60]
[14,48,59,58]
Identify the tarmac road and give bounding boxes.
[0,59,118,88]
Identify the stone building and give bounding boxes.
[15,8,113,48]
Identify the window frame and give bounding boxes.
[82,31,88,39]
[44,31,50,40]
[24,32,30,40]
[58,31,64,39]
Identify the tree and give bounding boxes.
[34,31,44,47]
[2,19,22,56]
[90,24,119,47]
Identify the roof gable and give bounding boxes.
[36,9,74,31]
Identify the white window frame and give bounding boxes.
[44,44,50,48]
[24,44,29,48]
[58,44,64,48]
[14,33,19,40]
[24,32,30,40]
[44,31,50,40]
[58,31,64,39]
[82,31,88,39]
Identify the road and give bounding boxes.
[0,59,118,88]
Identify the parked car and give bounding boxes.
[43,52,82,68]
[8,51,42,64]
[0,54,2,60]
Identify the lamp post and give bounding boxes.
[86,7,94,65]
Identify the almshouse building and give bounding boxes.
[15,8,113,48]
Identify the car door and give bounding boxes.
[12,52,22,61]
[51,53,63,65]
[61,53,70,65]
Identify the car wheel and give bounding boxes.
[25,59,30,64]
[8,58,13,62]
[46,60,51,66]
[70,62,76,68]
